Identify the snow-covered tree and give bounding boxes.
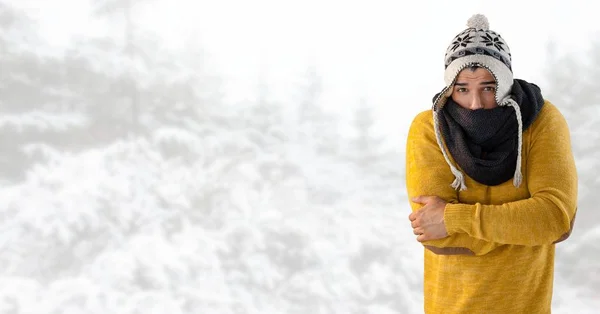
[295,64,341,157]
[91,0,158,133]
[541,40,600,231]
[348,96,385,172]
[542,39,600,310]
[0,3,89,181]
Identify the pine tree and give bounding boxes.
[350,96,384,172]
[91,0,156,134]
[296,64,340,157]
[0,4,89,181]
[542,40,600,231]
[542,39,600,306]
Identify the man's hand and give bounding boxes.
[408,196,449,242]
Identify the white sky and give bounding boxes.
[10,0,600,148]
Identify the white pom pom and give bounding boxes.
[467,14,489,30]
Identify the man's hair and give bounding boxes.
[467,64,480,72]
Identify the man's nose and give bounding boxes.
[470,93,483,110]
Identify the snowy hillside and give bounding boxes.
[0,133,425,313]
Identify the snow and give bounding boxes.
[0,126,425,313]
[0,111,89,132]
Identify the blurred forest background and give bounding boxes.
[0,1,598,313]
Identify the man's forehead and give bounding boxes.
[454,81,496,86]
[455,68,496,83]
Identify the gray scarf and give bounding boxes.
[434,79,545,187]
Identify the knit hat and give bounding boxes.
[432,13,525,191]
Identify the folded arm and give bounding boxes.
[405,110,504,256]
[443,103,578,246]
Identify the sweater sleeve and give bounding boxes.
[443,102,578,246]
[405,110,504,255]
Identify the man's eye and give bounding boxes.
[457,88,467,92]
[484,87,496,91]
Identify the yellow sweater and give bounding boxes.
[405,100,578,314]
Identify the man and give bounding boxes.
[405,14,578,313]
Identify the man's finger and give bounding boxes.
[412,195,434,204]
[411,196,423,204]
[408,211,416,221]
[416,234,427,242]
[411,219,419,228]
[413,228,423,236]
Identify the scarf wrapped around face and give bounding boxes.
[434,79,545,186]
